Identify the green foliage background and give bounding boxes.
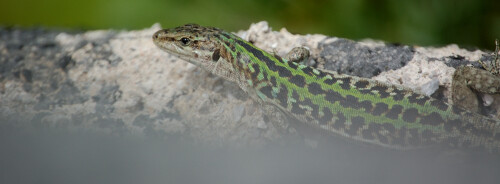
[1,0,498,49]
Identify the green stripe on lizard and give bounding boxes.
[152,24,500,152]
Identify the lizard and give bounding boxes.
[152,24,500,153]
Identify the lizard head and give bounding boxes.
[153,24,224,67]
[153,24,240,82]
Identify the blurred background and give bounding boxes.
[0,0,499,49]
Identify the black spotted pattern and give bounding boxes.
[262,68,268,82]
[290,90,306,115]
[402,108,419,123]
[333,113,346,129]
[300,98,320,119]
[372,103,389,116]
[359,100,373,113]
[290,75,306,87]
[325,90,344,104]
[291,90,300,101]
[378,132,389,144]
[354,80,370,88]
[339,78,351,90]
[316,70,328,78]
[291,104,306,115]
[260,86,273,99]
[386,105,403,120]
[324,77,336,85]
[319,108,333,125]
[274,55,285,64]
[339,95,357,109]
[308,82,324,95]
[408,93,428,106]
[362,124,376,140]
[358,89,372,95]
[288,61,299,69]
[301,67,314,76]
[276,84,288,108]
[383,123,396,135]
[250,64,260,82]
[372,85,389,98]
[420,112,444,126]
[270,76,277,87]
[391,89,405,101]
[277,66,293,78]
[347,117,365,136]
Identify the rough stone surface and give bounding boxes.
[317,38,415,78]
[0,21,498,145]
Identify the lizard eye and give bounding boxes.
[180,37,190,45]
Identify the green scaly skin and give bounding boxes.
[153,24,500,152]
